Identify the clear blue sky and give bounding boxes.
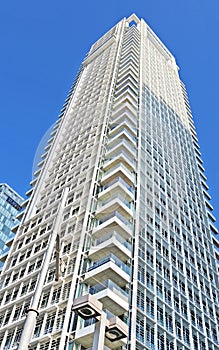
[1,0,219,224]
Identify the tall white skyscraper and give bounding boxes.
[0,14,218,350]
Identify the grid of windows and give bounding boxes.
[136,32,219,349]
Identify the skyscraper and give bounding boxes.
[0,13,218,350]
[0,183,23,270]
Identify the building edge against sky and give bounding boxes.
[0,13,218,350]
[0,183,23,270]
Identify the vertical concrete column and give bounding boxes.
[18,187,69,350]
[92,311,107,350]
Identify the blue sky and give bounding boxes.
[1,0,219,224]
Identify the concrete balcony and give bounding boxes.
[93,211,133,240]
[108,127,137,146]
[89,231,131,262]
[101,177,135,199]
[112,92,138,113]
[101,163,135,187]
[99,177,134,202]
[111,103,137,121]
[111,112,137,129]
[106,139,136,161]
[103,153,136,173]
[109,120,136,139]
[83,254,130,287]
[90,279,129,315]
[74,323,127,349]
[95,195,133,221]
[105,315,128,343]
[74,324,95,349]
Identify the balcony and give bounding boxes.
[103,152,136,173]
[89,231,131,262]
[109,120,136,139]
[101,163,135,187]
[106,139,136,159]
[99,179,134,205]
[74,322,127,349]
[108,126,137,146]
[111,113,137,130]
[88,254,130,273]
[111,104,137,122]
[97,192,132,209]
[72,294,128,349]
[210,223,218,235]
[83,254,130,287]
[95,194,133,221]
[90,279,129,315]
[112,92,138,112]
[100,176,135,197]
[93,210,133,240]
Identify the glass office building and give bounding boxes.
[0,14,218,350]
[0,183,23,270]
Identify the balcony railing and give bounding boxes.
[103,163,135,180]
[101,176,135,194]
[110,120,136,135]
[97,193,132,210]
[95,231,131,251]
[111,114,137,129]
[89,279,129,301]
[107,138,136,157]
[106,150,136,167]
[88,253,130,275]
[109,127,137,143]
[96,211,133,230]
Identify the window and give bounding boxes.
[13,304,22,321]
[136,314,145,343]
[56,308,66,330]
[21,283,28,296]
[40,290,50,308]
[34,317,44,338]
[47,268,55,283]
[44,312,56,334]
[51,286,61,304]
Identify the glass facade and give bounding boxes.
[0,14,218,350]
[0,184,23,269]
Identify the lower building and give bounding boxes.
[0,183,23,269]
